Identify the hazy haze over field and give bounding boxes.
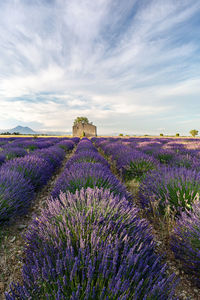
[0,0,200,135]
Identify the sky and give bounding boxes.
[0,0,200,135]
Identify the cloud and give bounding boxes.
[0,0,199,134]
[155,78,200,97]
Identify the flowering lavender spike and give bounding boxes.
[6,188,177,299]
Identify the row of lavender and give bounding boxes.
[0,137,75,167]
[0,137,77,225]
[6,138,177,299]
[93,137,200,287]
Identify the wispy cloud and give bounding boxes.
[0,0,199,134]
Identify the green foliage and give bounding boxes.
[175,158,192,169]
[160,133,164,136]
[176,133,180,137]
[157,179,199,214]
[191,235,200,250]
[144,149,154,155]
[119,133,123,136]
[68,176,113,193]
[124,160,156,181]
[73,116,89,126]
[27,145,37,151]
[0,132,11,135]
[156,153,173,164]
[190,129,198,137]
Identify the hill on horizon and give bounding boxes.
[10,126,36,134]
[0,125,36,134]
[0,125,72,136]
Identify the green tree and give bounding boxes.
[176,133,180,137]
[119,133,123,136]
[1,132,11,135]
[190,129,198,137]
[74,117,89,126]
[160,133,164,136]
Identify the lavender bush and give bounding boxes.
[76,139,98,153]
[95,140,159,181]
[33,140,56,149]
[171,153,200,171]
[32,146,65,170]
[162,142,186,153]
[152,149,175,165]
[71,137,80,144]
[16,140,39,151]
[0,169,34,223]
[66,150,110,168]
[139,167,200,215]
[6,188,177,299]
[0,139,8,147]
[100,143,129,159]
[57,140,75,151]
[0,153,6,167]
[115,151,159,181]
[171,198,200,286]
[1,156,53,190]
[3,147,27,160]
[52,162,131,201]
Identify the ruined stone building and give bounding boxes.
[72,122,97,137]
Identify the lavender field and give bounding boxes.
[1,136,200,299]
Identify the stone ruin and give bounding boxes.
[72,122,97,137]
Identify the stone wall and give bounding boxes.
[73,123,97,137]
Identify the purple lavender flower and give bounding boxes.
[1,155,53,190]
[100,143,129,159]
[0,169,34,223]
[71,137,80,144]
[57,140,75,152]
[51,162,131,200]
[171,153,200,171]
[0,139,8,146]
[94,139,159,181]
[6,188,177,299]
[152,149,175,164]
[171,198,200,286]
[31,145,65,170]
[115,150,159,181]
[0,153,6,167]
[33,140,55,149]
[2,147,27,160]
[76,139,98,153]
[66,150,110,168]
[162,141,186,153]
[139,166,200,215]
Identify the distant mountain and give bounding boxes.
[9,126,36,134]
[0,125,72,136]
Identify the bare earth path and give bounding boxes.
[0,150,74,299]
